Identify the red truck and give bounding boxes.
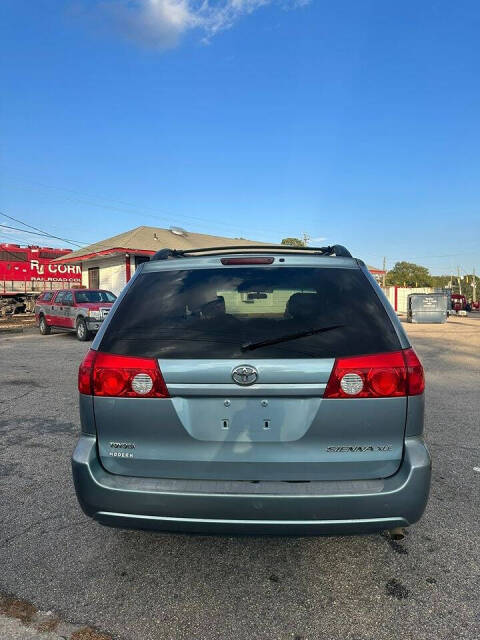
[451,293,467,312]
[35,288,116,341]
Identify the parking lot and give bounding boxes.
[0,317,479,640]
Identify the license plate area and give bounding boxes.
[221,416,271,432]
[171,396,322,443]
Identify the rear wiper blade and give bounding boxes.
[241,325,345,352]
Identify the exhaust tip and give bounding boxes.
[389,527,406,541]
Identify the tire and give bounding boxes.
[76,318,91,341]
[39,315,51,335]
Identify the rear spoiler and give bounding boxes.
[150,244,352,261]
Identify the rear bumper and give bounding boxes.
[72,437,431,536]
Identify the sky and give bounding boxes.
[1,0,479,275]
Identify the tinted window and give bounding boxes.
[63,291,74,305]
[75,290,116,303]
[40,292,54,302]
[0,250,26,261]
[101,267,400,359]
[54,291,65,304]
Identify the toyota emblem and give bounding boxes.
[232,365,258,386]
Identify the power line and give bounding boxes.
[0,213,84,247]
[2,174,300,238]
[1,223,53,237]
[0,223,85,247]
[371,251,478,261]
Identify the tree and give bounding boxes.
[385,261,432,287]
[430,275,452,290]
[431,273,477,299]
[281,237,306,247]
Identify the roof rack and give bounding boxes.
[150,244,352,261]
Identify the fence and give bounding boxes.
[382,287,434,313]
[1,280,74,295]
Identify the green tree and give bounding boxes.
[431,274,477,300]
[430,275,452,290]
[385,261,432,287]
[281,237,306,247]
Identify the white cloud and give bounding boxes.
[95,0,311,49]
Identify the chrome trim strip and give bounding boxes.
[97,512,399,526]
[167,383,326,397]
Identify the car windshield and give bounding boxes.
[75,291,116,303]
[100,266,401,359]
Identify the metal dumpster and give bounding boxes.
[407,293,448,323]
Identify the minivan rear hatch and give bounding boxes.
[93,259,407,481]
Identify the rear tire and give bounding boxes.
[76,318,91,341]
[39,315,51,335]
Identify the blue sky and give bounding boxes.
[1,0,479,275]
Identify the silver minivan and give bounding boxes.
[72,245,431,536]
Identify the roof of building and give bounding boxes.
[53,225,385,273]
[55,226,269,262]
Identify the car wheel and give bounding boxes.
[76,318,91,341]
[39,315,51,335]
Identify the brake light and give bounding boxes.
[323,349,424,399]
[78,350,169,398]
[403,347,425,395]
[221,257,275,265]
[78,349,96,394]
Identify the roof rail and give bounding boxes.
[150,244,352,261]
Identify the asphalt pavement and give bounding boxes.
[0,318,479,640]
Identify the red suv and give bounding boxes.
[35,289,116,341]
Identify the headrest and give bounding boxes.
[202,296,226,318]
[285,293,323,320]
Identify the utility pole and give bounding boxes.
[302,232,311,246]
[457,266,462,295]
[382,256,386,288]
[472,267,477,303]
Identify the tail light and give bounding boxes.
[78,350,169,398]
[78,349,97,394]
[403,347,425,395]
[323,348,424,399]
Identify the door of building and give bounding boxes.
[88,267,99,289]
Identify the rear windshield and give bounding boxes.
[75,290,116,303]
[100,267,400,359]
